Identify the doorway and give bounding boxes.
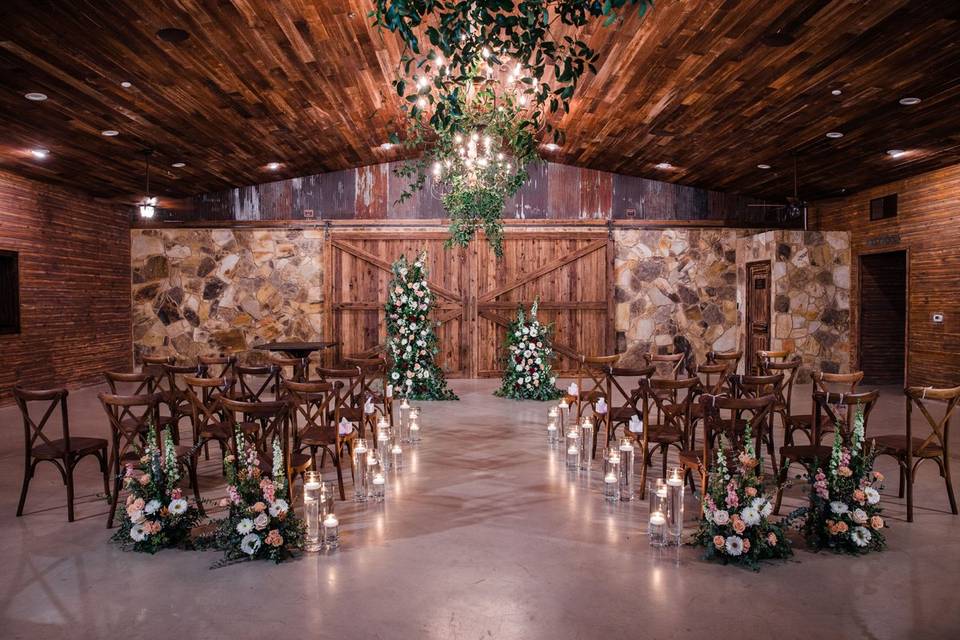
[859,250,907,385]
[745,261,771,374]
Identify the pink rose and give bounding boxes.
[265,529,284,547]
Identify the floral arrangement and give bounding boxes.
[111,425,202,553]
[385,251,457,401]
[212,429,304,563]
[796,405,886,554]
[692,425,793,570]
[495,299,562,401]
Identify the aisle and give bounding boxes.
[0,379,958,639]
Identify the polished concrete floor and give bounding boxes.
[1,379,958,639]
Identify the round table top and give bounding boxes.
[257,341,339,353]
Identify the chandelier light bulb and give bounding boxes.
[417,76,428,89]
[481,46,490,58]
[417,97,427,108]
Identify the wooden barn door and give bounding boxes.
[745,260,771,373]
[327,232,470,377]
[474,231,612,377]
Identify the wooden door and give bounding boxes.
[474,231,612,377]
[327,232,470,376]
[745,260,771,374]
[859,250,907,385]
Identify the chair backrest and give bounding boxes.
[644,351,685,379]
[199,354,237,379]
[184,375,232,433]
[343,355,390,405]
[98,392,162,462]
[14,386,70,456]
[162,362,201,396]
[316,366,364,409]
[759,357,800,410]
[575,354,618,417]
[904,385,960,457]
[756,349,790,373]
[694,362,730,396]
[220,396,291,477]
[730,373,784,400]
[608,365,656,415]
[103,371,157,396]
[812,370,863,393]
[271,354,307,383]
[639,376,700,438]
[284,379,342,443]
[812,389,880,445]
[235,364,281,401]
[700,393,776,464]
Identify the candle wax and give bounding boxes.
[604,473,617,483]
[373,475,385,485]
[323,515,339,526]
[650,512,666,525]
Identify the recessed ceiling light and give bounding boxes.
[25,92,48,101]
[655,162,673,170]
[171,162,186,168]
[156,27,190,43]
[31,148,49,159]
[886,149,905,158]
[898,97,921,106]
[543,143,559,151]
[101,130,119,137]
[825,131,844,139]
[831,89,842,96]
[757,163,771,170]
[120,81,132,89]
[266,162,281,171]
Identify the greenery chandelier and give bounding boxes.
[373,0,657,256]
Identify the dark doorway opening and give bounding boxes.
[745,260,771,374]
[859,250,907,385]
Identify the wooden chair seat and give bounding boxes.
[873,434,944,458]
[298,425,337,447]
[198,421,232,442]
[779,443,831,462]
[643,425,684,445]
[32,436,108,460]
[609,406,637,422]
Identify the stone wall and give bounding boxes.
[131,229,324,362]
[736,230,851,381]
[613,229,743,368]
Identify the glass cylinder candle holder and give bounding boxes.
[370,456,386,502]
[391,442,404,471]
[618,437,636,501]
[565,431,580,470]
[377,427,392,471]
[398,398,410,442]
[303,471,322,552]
[602,449,621,502]
[322,513,340,550]
[649,509,667,547]
[648,478,667,532]
[546,419,558,445]
[376,416,389,444]
[579,417,594,470]
[557,399,570,433]
[353,439,369,502]
[408,407,421,443]
[666,467,685,544]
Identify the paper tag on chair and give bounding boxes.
[364,397,375,415]
[595,397,608,414]
[629,414,643,433]
[386,384,393,398]
[338,418,354,435]
[567,382,579,397]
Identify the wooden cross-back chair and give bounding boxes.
[689,362,731,446]
[759,357,801,444]
[198,354,237,379]
[158,362,201,443]
[315,365,371,438]
[644,351,685,380]
[343,355,394,432]
[755,349,790,374]
[140,354,174,381]
[183,375,234,465]
[773,389,880,514]
[573,354,619,457]
[784,370,864,446]
[729,372,785,471]
[707,350,743,389]
[14,386,109,522]
[875,385,960,522]
[103,371,183,440]
[220,396,311,495]
[635,376,700,497]
[232,364,282,402]
[99,391,202,528]
[284,380,351,500]
[679,393,776,502]
[271,354,309,384]
[607,365,656,443]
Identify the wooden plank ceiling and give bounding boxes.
[0,0,958,202]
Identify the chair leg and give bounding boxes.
[189,458,204,516]
[97,451,111,498]
[773,455,791,515]
[107,466,123,528]
[944,455,958,515]
[660,444,668,478]
[66,460,76,523]
[898,466,906,498]
[905,461,914,523]
[334,453,346,500]
[17,459,37,517]
[638,445,648,500]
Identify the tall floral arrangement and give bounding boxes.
[385,251,457,400]
[212,429,304,564]
[495,299,562,401]
[795,405,886,554]
[693,424,793,570]
[111,425,202,553]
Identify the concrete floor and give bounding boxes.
[1,378,958,639]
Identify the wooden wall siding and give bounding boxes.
[141,161,779,225]
[812,163,960,387]
[859,251,907,385]
[0,169,131,404]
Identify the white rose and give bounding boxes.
[712,510,730,525]
[254,512,270,530]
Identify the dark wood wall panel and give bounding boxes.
[859,251,907,385]
[813,163,960,387]
[141,160,779,226]
[0,169,131,404]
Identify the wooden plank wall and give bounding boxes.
[812,163,960,387]
[142,160,780,226]
[0,169,131,404]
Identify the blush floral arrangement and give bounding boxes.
[692,424,793,570]
[110,425,203,553]
[211,428,304,564]
[794,405,886,554]
[385,251,457,401]
[495,299,562,401]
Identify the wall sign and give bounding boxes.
[864,233,901,248]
